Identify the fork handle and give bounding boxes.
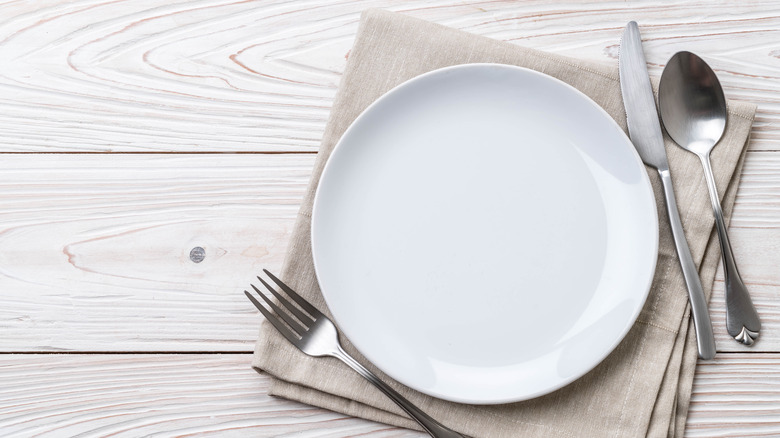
[332,345,466,438]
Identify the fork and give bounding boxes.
[244,269,466,438]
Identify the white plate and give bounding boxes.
[311,64,658,404]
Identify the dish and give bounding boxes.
[311,64,658,404]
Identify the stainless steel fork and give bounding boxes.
[244,269,465,438]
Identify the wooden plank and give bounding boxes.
[1,151,779,352]
[0,0,777,152]
[686,353,780,437]
[711,151,780,352]
[0,353,777,437]
[0,153,314,352]
[0,354,422,437]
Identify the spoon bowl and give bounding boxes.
[659,51,727,156]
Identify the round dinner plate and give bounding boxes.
[311,64,658,404]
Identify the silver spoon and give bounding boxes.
[659,51,760,346]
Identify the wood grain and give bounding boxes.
[710,151,780,352]
[0,353,777,437]
[0,153,314,352]
[1,151,778,352]
[686,353,780,437]
[0,354,422,437]
[1,1,779,436]
[0,0,778,152]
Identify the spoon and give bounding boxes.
[659,51,760,346]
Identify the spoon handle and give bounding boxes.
[699,154,761,345]
[659,169,717,359]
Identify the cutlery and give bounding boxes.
[618,22,716,359]
[658,51,760,345]
[244,269,466,438]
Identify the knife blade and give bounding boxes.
[618,22,669,170]
[618,21,716,360]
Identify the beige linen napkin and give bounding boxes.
[252,9,756,438]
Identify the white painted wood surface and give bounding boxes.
[0,354,777,438]
[687,354,780,438]
[0,0,779,436]
[0,354,422,437]
[0,0,778,153]
[0,154,314,352]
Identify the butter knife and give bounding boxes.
[618,21,716,360]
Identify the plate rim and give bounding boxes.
[310,62,659,404]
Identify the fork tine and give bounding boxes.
[263,269,319,317]
[244,291,300,344]
[250,284,307,335]
[257,277,315,327]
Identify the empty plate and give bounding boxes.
[311,63,658,404]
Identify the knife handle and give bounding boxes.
[659,169,716,360]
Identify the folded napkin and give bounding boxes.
[253,9,756,438]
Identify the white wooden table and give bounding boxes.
[1,1,779,436]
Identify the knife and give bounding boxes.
[618,21,716,360]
